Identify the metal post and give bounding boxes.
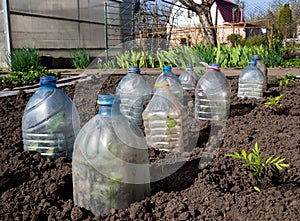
[131,0,135,40]
[77,0,81,46]
[3,0,12,67]
[104,1,108,62]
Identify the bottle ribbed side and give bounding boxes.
[238,82,264,99]
[22,88,80,158]
[72,112,150,215]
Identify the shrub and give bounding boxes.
[244,35,268,47]
[227,34,244,47]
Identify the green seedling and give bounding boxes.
[264,94,284,112]
[49,113,66,133]
[226,142,289,191]
[278,74,296,87]
[93,172,124,210]
[166,116,177,128]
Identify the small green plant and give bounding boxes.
[278,73,296,87]
[283,58,300,68]
[0,66,53,89]
[6,47,41,72]
[264,94,284,112]
[226,142,289,191]
[97,57,116,70]
[71,48,90,69]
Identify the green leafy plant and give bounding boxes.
[278,74,297,87]
[0,66,54,89]
[264,94,284,112]
[97,57,116,70]
[71,48,90,69]
[283,58,300,68]
[226,142,289,191]
[6,47,41,72]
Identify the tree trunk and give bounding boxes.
[178,0,217,46]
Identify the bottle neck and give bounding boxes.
[97,100,121,116]
[40,76,57,88]
[249,61,256,67]
[98,105,112,116]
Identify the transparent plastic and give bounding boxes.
[143,81,188,152]
[116,66,152,125]
[72,94,150,215]
[155,66,183,104]
[22,76,80,158]
[252,54,267,92]
[179,66,198,91]
[195,64,230,121]
[238,60,264,99]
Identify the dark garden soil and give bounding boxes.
[0,74,299,220]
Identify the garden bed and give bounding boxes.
[0,74,299,220]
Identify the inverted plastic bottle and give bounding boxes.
[22,76,80,158]
[252,54,267,92]
[142,81,188,152]
[238,60,264,99]
[155,66,183,104]
[72,94,150,215]
[179,66,199,91]
[195,64,230,121]
[116,66,152,125]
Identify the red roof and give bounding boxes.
[215,0,244,23]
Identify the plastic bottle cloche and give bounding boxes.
[238,60,264,99]
[179,66,199,91]
[143,80,188,152]
[116,66,152,125]
[154,65,184,104]
[195,64,230,121]
[72,94,150,215]
[22,75,80,158]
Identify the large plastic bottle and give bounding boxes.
[72,94,150,215]
[155,65,183,104]
[116,66,152,125]
[22,76,80,158]
[195,64,230,121]
[238,60,264,99]
[142,81,188,152]
[179,66,198,91]
[252,54,267,92]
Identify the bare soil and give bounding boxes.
[0,75,299,220]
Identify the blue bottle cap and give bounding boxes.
[40,76,56,87]
[252,55,261,60]
[97,94,115,106]
[186,66,194,71]
[128,66,140,74]
[163,66,172,72]
[208,63,220,71]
